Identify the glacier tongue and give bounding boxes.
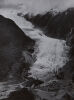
[23,28,69,80]
[0,8,69,80]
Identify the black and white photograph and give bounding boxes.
[0,0,74,100]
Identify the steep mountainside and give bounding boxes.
[0,15,35,81]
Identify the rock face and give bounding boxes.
[0,15,35,81]
[2,88,35,100]
[24,8,74,39]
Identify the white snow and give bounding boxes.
[23,28,69,80]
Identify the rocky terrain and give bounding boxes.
[0,15,35,81]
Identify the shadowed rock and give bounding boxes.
[1,88,35,100]
[24,8,74,40]
[0,15,35,81]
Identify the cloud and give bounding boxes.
[1,0,74,13]
[0,0,4,7]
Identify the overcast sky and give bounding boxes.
[0,0,74,13]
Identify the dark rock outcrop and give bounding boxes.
[24,8,74,39]
[2,88,35,100]
[24,12,53,29]
[0,15,35,81]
